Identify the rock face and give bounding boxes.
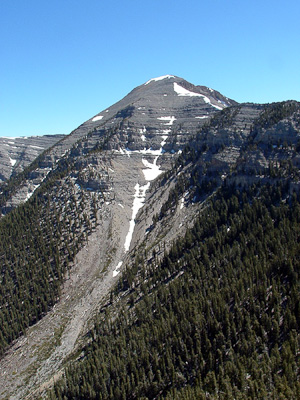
[0,134,65,182]
[0,75,300,399]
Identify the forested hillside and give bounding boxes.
[50,181,300,399]
[0,158,100,354]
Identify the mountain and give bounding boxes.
[0,134,65,182]
[0,75,236,215]
[0,76,299,399]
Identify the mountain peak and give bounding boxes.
[88,76,237,130]
[144,75,176,85]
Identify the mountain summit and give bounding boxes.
[86,74,236,147]
[89,74,236,123]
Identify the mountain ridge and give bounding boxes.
[0,134,65,183]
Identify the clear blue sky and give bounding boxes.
[1,0,299,137]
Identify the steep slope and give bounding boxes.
[52,182,300,400]
[0,77,299,399]
[49,101,300,400]
[0,134,65,182]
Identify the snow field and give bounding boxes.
[173,82,225,110]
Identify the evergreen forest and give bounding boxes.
[0,159,100,354]
[50,181,300,399]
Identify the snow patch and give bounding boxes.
[211,104,223,110]
[113,261,123,277]
[157,116,176,125]
[145,75,175,85]
[195,116,209,119]
[124,183,150,251]
[25,184,40,201]
[139,126,146,135]
[124,148,131,158]
[161,135,168,147]
[174,82,204,97]
[142,157,163,181]
[9,157,16,166]
[174,82,225,110]
[141,135,146,142]
[180,197,184,210]
[92,115,103,122]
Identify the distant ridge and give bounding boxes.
[0,134,65,182]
